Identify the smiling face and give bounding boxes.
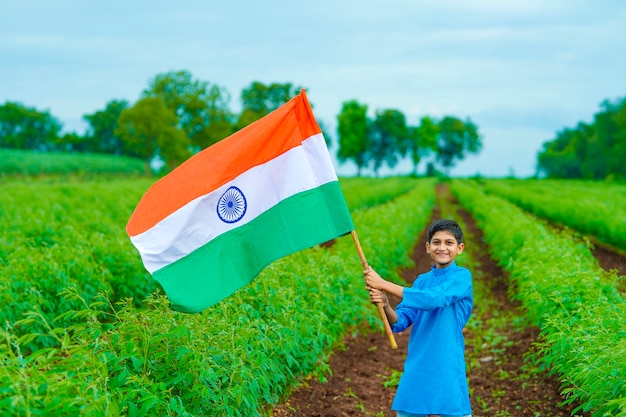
[426,230,465,269]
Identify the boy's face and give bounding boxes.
[426,230,464,269]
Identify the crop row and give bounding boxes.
[0,177,159,349]
[339,176,419,211]
[0,149,147,176]
[0,177,435,416]
[451,179,626,416]
[478,178,626,251]
[0,178,160,348]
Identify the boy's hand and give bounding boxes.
[363,266,387,290]
[363,266,405,300]
[368,288,389,306]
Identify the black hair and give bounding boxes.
[427,218,463,244]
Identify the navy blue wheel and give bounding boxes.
[217,186,247,223]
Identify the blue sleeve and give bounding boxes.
[401,269,472,311]
[391,269,472,332]
[391,303,417,332]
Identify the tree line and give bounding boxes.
[337,100,481,176]
[0,70,482,175]
[537,95,626,180]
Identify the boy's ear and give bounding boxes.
[457,242,465,254]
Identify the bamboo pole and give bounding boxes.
[351,230,398,350]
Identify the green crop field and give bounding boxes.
[477,178,626,251]
[1,157,625,416]
[0,169,435,416]
[451,179,626,416]
[0,148,147,176]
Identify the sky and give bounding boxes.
[1,0,625,177]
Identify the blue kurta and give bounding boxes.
[391,262,473,415]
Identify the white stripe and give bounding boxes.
[131,133,337,273]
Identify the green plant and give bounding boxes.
[0,176,437,416]
[479,178,626,252]
[0,148,147,176]
[382,369,402,388]
[451,179,626,416]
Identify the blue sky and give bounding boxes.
[1,0,625,177]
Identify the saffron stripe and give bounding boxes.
[126,92,321,236]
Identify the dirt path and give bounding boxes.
[272,185,622,417]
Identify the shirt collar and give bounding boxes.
[431,261,457,276]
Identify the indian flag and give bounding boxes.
[126,90,354,313]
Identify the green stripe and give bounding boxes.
[153,181,354,313]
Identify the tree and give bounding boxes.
[115,97,192,171]
[589,98,626,179]
[369,109,411,175]
[537,96,626,180]
[537,123,591,178]
[336,100,370,176]
[610,99,626,179]
[408,116,438,176]
[81,99,129,154]
[55,132,86,152]
[236,81,303,130]
[143,70,234,150]
[435,116,482,174]
[0,101,62,150]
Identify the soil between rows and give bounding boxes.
[272,186,623,417]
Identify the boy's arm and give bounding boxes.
[400,268,472,311]
[364,267,405,299]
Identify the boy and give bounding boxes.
[364,218,473,417]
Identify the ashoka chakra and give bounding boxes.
[217,186,247,223]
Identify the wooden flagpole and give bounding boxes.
[351,230,398,350]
